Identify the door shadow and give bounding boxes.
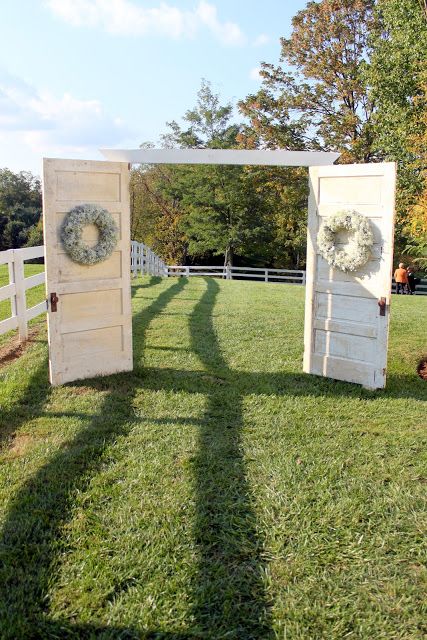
[0,278,188,638]
[0,349,51,449]
[0,276,424,638]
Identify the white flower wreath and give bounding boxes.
[317,210,374,272]
[61,203,118,265]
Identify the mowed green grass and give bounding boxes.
[0,276,426,639]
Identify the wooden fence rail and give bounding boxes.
[130,242,306,284]
[0,245,46,340]
[166,264,307,284]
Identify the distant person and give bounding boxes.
[394,263,408,294]
[407,266,418,295]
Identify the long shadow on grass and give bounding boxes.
[0,277,187,638]
[189,278,272,638]
[0,344,51,450]
[132,275,163,296]
[1,277,424,638]
[136,368,427,403]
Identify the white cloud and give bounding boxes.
[249,66,262,81]
[45,0,246,45]
[253,33,270,47]
[195,2,245,45]
[0,69,130,164]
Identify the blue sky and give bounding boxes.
[0,1,307,175]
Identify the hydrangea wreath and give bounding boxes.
[317,209,374,272]
[61,203,118,265]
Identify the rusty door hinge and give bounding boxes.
[50,292,59,312]
[378,297,386,316]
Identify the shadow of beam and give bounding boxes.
[188,278,272,637]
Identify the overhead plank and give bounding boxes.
[100,148,340,167]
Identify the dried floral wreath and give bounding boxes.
[317,210,374,272]
[61,203,118,265]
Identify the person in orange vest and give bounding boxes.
[394,262,409,294]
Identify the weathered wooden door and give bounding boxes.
[43,159,132,385]
[303,162,396,389]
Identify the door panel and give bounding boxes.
[303,163,396,389]
[43,158,132,386]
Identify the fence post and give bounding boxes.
[302,271,306,286]
[12,251,28,341]
[264,269,268,283]
[226,266,232,280]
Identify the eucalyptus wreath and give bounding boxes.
[317,210,374,272]
[61,203,118,265]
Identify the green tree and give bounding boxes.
[131,81,274,267]
[239,0,377,163]
[246,165,309,269]
[130,164,188,264]
[0,169,42,250]
[167,81,275,267]
[163,79,239,150]
[369,0,427,258]
[26,218,44,247]
[175,163,269,266]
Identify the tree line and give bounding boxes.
[0,169,43,251]
[1,0,426,270]
[131,0,427,269]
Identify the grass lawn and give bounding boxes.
[0,276,426,639]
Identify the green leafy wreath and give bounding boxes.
[61,203,118,265]
[317,210,374,272]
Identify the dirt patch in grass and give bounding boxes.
[0,325,42,369]
[66,385,97,396]
[416,356,427,381]
[8,434,34,458]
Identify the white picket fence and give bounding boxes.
[131,242,306,284]
[0,245,46,340]
[131,240,167,277]
[166,264,306,284]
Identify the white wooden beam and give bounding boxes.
[100,148,340,167]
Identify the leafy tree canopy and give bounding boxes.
[239,0,377,163]
[369,0,427,260]
[0,169,42,250]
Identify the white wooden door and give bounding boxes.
[303,163,396,389]
[43,159,133,385]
